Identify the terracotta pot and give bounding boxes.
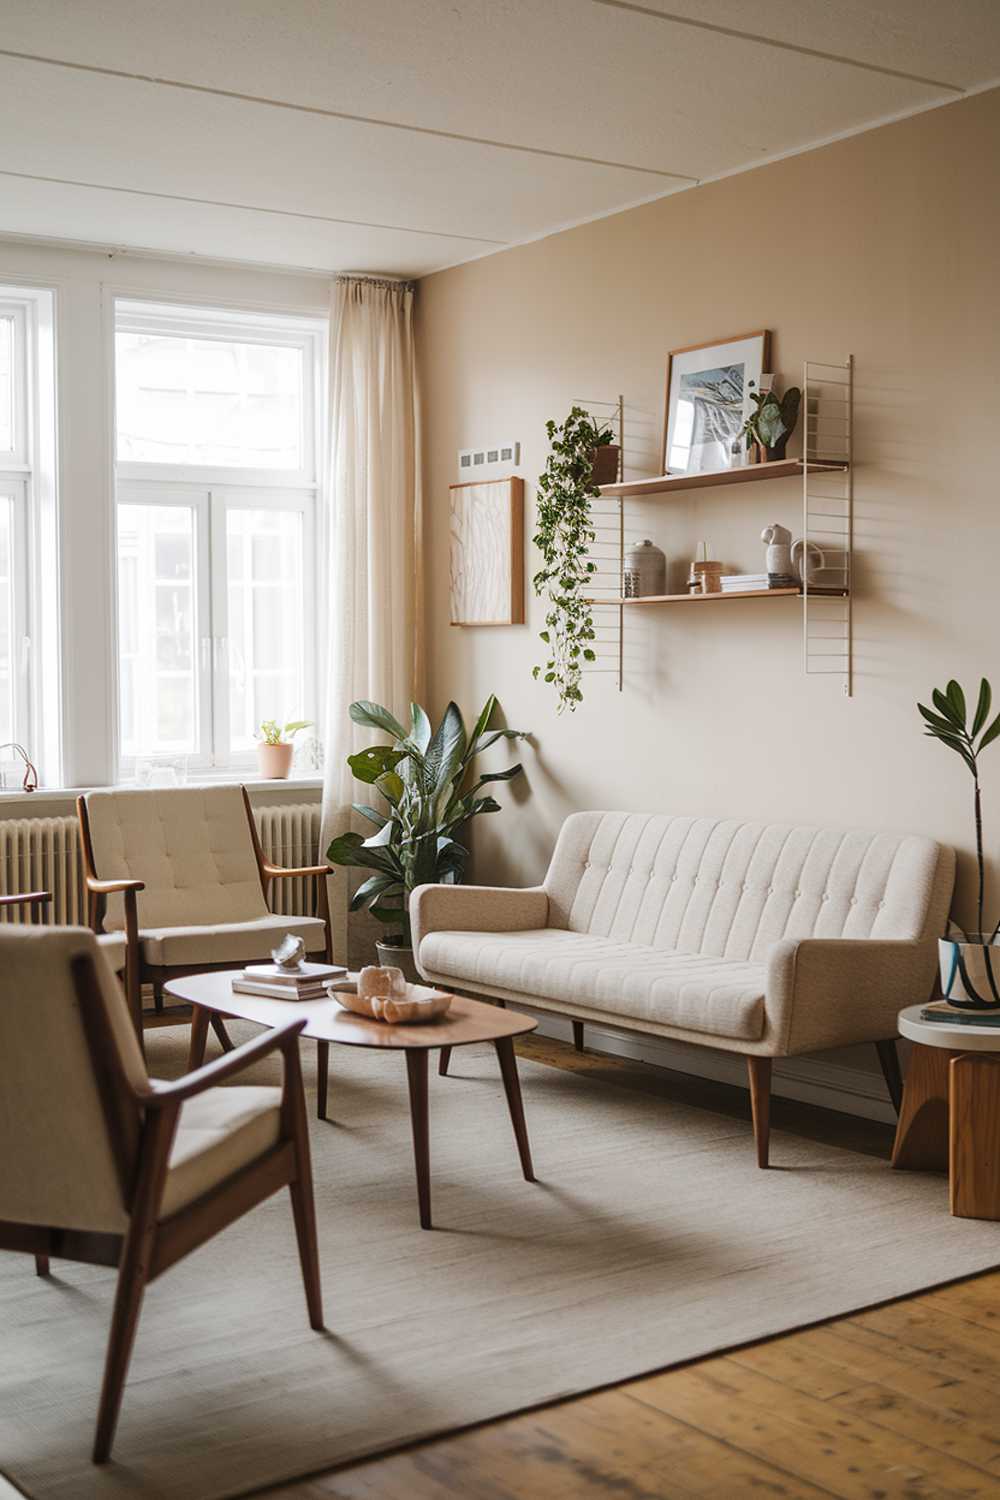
[375,940,421,985]
[257,742,294,779]
[589,444,620,487]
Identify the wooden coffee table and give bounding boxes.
[164,971,538,1229]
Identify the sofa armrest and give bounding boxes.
[766,936,938,1055]
[410,883,548,958]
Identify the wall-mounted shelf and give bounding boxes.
[598,457,848,499]
[587,586,849,607]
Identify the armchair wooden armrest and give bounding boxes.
[84,877,146,895]
[143,1020,306,1106]
[260,861,334,880]
[0,890,50,907]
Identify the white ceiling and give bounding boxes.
[0,0,998,278]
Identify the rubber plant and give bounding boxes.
[919,677,1000,1006]
[325,696,527,950]
[532,406,610,711]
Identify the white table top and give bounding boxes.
[899,1003,1000,1051]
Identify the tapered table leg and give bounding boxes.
[950,1053,1000,1220]
[187,1004,210,1071]
[317,1040,329,1120]
[495,1037,535,1182]
[438,1046,452,1077]
[405,1050,432,1229]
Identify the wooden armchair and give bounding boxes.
[0,925,323,1463]
[0,889,128,974]
[77,784,333,1049]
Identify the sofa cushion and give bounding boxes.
[420,928,766,1041]
[140,913,327,967]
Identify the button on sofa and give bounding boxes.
[411,812,955,1166]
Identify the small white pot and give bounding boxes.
[257,742,294,779]
[939,936,1000,1006]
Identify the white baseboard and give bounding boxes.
[522,1008,897,1126]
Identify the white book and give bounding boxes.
[232,979,330,1001]
[243,961,346,986]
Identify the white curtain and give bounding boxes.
[321,275,422,960]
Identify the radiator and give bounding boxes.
[0,802,322,924]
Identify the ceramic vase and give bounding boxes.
[939,936,1000,1008]
[624,539,667,597]
[257,742,294,779]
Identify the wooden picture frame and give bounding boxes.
[662,329,771,477]
[448,475,524,626]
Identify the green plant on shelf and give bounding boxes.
[257,719,313,746]
[740,382,801,460]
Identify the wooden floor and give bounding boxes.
[260,1036,1000,1500]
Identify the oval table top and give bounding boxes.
[164,969,536,1051]
[898,1002,1000,1052]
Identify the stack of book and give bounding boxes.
[920,1000,1000,1027]
[720,573,799,593]
[232,960,347,1001]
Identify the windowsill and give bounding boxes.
[0,775,323,806]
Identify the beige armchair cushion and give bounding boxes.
[86,785,269,931]
[139,913,327,967]
[161,1085,282,1218]
[420,928,766,1041]
[97,931,127,973]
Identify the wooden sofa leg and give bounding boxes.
[34,1254,50,1276]
[572,1021,584,1053]
[875,1039,903,1115]
[747,1057,772,1169]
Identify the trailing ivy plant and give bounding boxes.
[532,406,611,712]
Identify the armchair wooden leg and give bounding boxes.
[438,1046,452,1077]
[572,1020,585,1052]
[747,1057,772,1169]
[285,1043,324,1330]
[34,1254,50,1276]
[875,1039,904,1115]
[93,1237,150,1463]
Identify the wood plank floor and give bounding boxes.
[261,1035,1000,1500]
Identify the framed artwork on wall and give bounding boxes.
[449,475,524,625]
[662,329,771,476]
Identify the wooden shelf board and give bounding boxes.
[599,458,848,499]
[587,587,849,606]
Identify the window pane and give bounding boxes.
[0,318,13,456]
[116,331,303,469]
[226,509,305,754]
[117,505,198,757]
[0,496,13,743]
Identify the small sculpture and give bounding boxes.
[761,523,793,578]
[358,964,407,1001]
[271,933,307,971]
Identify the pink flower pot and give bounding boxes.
[257,742,294,779]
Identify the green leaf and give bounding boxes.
[980,711,1000,751]
[468,694,498,752]
[973,679,993,738]
[348,745,406,785]
[351,803,387,828]
[918,702,960,735]
[369,903,406,923]
[409,702,432,753]
[349,700,407,740]
[376,770,404,805]
[424,701,467,797]
[362,822,395,848]
[326,831,364,865]
[946,680,967,726]
[932,688,965,728]
[348,872,397,911]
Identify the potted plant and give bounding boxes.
[919,678,1000,1007]
[326,695,527,980]
[532,406,606,713]
[740,381,801,462]
[256,719,313,780]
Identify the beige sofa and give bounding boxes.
[411,811,955,1166]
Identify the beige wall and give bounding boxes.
[418,89,1000,946]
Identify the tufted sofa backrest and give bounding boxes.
[86,785,268,931]
[544,812,953,962]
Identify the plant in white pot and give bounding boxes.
[256,719,313,780]
[919,677,1000,1007]
[325,696,527,981]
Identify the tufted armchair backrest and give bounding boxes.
[86,785,268,931]
[0,926,147,1233]
[544,811,954,963]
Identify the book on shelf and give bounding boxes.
[919,1001,1000,1027]
[232,978,331,1001]
[720,573,799,592]
[243,961,346,989]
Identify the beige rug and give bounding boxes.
[3,1025,1000,1500]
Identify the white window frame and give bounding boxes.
[0,287,60,783]
[112,299,325,778]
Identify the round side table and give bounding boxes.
[892,1003,1000,1220]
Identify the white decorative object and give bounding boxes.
[939,932,1000,1009]
[330,981,453,1024]
[271,933,307,971]
[449,476,524,625]
[760,523,793,576]
[358,964,407,1001]
[791,537,826,584]
[623,539,667,598]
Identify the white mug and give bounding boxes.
[791,538,825,583]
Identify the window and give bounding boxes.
[0,288,58,781]
[113,301,323,773]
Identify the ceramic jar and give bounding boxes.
[623,539,667,598]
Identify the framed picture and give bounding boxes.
[662,329,771,476]
[449,476,524,625]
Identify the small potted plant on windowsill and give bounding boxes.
[256,719,313,780]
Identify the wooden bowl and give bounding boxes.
[328,981,453,1024]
